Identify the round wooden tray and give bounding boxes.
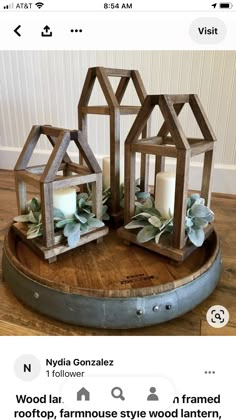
[2,227,222,329]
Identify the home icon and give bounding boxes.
[77,387,90,401]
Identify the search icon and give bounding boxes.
[111,387,125,401]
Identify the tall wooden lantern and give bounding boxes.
[13,125,108,262]
[78,66,148,224]
[119,94,216,262]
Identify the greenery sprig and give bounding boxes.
[14,189,107,248]
[120,179,141,208]
[125,193,214,247]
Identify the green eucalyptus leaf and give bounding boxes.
[75,211,89,220]
[160,218,173,231]
[14,214,31,223]
[74,213,87,224]
[83,211,95,219]
[189,193,200,204]
[77,192,88,201]
[188,227,205,247]
[102,205,108,214]
[55,218,74,228]
[78,197,86,209]
[193,217,208,228]
[67,228,81,248]
[137,225,158,243]
[141,197,154,209]
[53,207,65,220]
[189,204,211,218]
[88,218,104,229]
[80,223,88,233]
[185,216,194,228]
[135,191,150,200]
[194,197,205,206]
[63,222,81,238]
[30,197,41,212]
[125,220,149,229]
[27,227,42,239]
[102,195,110,204]
[27,226,38,235]
[134,206,143,216]
[102,213,110,221]
[155,230,166,244]
[147,208,162,217]
[27,226,38,233]
[133,212,153,219]
[102,205,110,220]
[186,197,192,210]
[81,207,93,215]
[33,211,41,222]
[148,216,162,228]
[27,232,41,239]
[204,211,214,223]
[28,211,38,224]
[103,186,111,195]
[143,207,162,217]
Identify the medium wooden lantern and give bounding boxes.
[13,125,108,262]
[119,94,216,262]
[78,66,148,224]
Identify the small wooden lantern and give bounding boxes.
[78,66,148,224]
[119,94,216,262]
[13,125,108,262]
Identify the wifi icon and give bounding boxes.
[35,2,44,8]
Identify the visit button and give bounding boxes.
[189,18,227,44]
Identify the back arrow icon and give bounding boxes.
[14,25,21,37]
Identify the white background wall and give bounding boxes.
[0,51,236,193]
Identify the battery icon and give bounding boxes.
[219,2,233,7]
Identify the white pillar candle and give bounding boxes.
[102,156,111,189]
[53,187,77,218]
[102,156,124,189]
[155,172,176,219]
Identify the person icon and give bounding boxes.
[147,387,159,401]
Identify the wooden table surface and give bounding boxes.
[0,170,235,336]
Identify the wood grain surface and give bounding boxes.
[5,226,218,298]
[0,170,236,336]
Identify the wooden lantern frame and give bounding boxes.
[78,66,148,223]
[118,94,216,262]
[13,125,108,262]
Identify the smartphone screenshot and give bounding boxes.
[0,0,235,418]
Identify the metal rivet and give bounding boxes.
[153,305,159,312]
[166,304,172,310]
[34,292,39,299]
[136,309,143,316]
